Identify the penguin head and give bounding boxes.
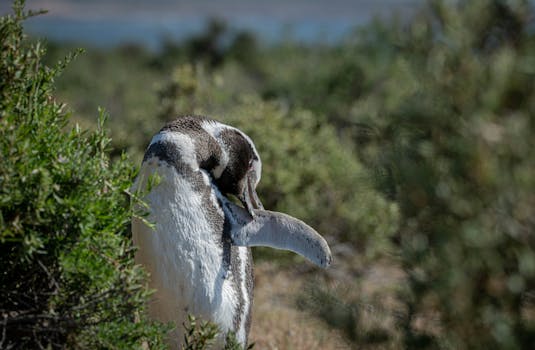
[214,127,263,217]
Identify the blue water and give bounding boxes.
[2,0,421,50]
[24,16,365,50]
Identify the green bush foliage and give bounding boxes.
[181,315,252,350]
[0,2,166,348]
[350,1,535,348]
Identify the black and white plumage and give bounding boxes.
[131,116,331,348]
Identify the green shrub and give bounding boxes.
[350,1,535,348]
[181,315,252,350]
[0,1,166,347]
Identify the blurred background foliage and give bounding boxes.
[2,0,535,348]
[363,1,535,348]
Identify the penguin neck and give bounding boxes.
[198,120,230,179]
[195,135,223,175]
[147,122,228,180]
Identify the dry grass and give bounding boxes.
[249,256,407,350]
[249,262,351,349]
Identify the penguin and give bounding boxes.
[131,115,331,349]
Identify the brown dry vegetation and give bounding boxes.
[250,258,406,349]
[250,262,350,350]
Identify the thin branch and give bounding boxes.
[36,258,60,293]
[0,314,7,349]
[33,328,46,350]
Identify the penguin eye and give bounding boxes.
[248,159,254,170]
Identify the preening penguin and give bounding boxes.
[131,116,331,348]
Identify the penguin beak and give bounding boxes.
[239,173,264,217]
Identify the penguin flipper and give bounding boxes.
[223,201,332,268]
